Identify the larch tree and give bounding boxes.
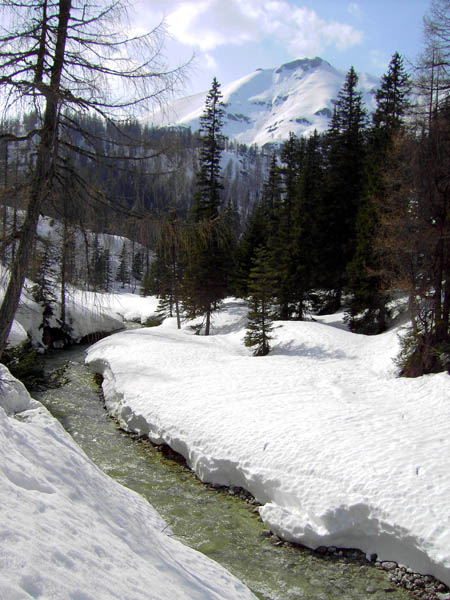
[375,2,450,375]
[0,0,187,357]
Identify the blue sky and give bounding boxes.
[134,1,429,93]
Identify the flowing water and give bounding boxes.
[34,344,413,600]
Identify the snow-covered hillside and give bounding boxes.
[150,57,378,146]
[0,364,256,600]
[86,300,450,588]
[1,212,154,349]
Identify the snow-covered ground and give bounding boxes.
[1,268,159,348]
[0,363,256,599]
[85,299,450,588]
[1,211,154,349]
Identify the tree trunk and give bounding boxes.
[205,307,211,336]
[0,0,72,358]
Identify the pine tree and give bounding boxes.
[244,246,277,356]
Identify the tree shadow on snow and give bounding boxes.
[272,340,350,360]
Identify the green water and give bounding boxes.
[34,344,413,600]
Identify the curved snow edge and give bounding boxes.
[89,358,450,589]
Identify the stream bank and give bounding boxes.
[32,343,424,600]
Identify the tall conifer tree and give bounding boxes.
[318,66,368,312]
[183,78,232,335]
[191,77,225,222]
[346,53,411,334]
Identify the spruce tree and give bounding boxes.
[234,156,283,299]
[116,242,130,288]
[291,130,325,317]
[244,246,277,356]
[155,212,184,328]
[346,53,411,334]
[318,66,368,312]
[31,239,57,334]
[182,78,232,335]
[269,133,304,319]
[373,52,411,134]
[191,77,225,222]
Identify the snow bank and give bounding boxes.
[86,300,450,587]
[0,363,256,600]
[0,263,159,348]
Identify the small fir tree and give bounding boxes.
[31,239,57,332]
[244,246,277,356]
[116,242,130,288]
[154,212,184,328]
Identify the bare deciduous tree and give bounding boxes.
[0,0,188,356]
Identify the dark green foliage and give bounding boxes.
[131,250,144,281]
[182,79,235,335]
[344,197,391,334]
[191,77,225,222]
[182,216,234,335]
[373,52,411,134]
[2,342,42,390]
[244,246,277,356]
[31,239,57,331]
[90,237,111,291]
[140,271,154,297]
[269,133,304,319]
[317,66,368,309]
[116,242,130,288]
[143,315,163,327]
[154,215,184,328]
[396,331,450,377]
[233,199,268,298]
[346,53,411,334]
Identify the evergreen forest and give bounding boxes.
[0,0,449,378]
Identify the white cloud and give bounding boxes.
[370,49,389,71]
[347,2,361,18]
[150,0,363,57]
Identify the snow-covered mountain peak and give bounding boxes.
[150,57,378,147]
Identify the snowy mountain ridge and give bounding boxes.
[150,57,379,146]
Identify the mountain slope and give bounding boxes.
[151,57,378,146]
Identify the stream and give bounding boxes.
[33,342,414,600]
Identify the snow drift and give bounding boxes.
[85,300,450,587]
[0,363,256,599]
